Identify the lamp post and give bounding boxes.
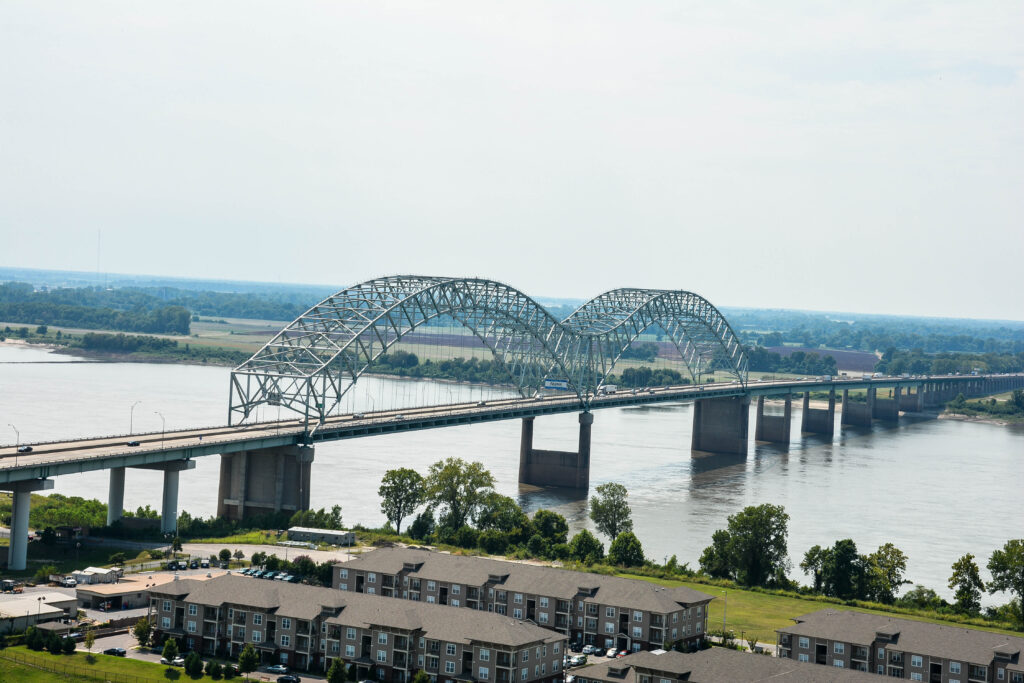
[154,412,165,448]
[719,589,727,640]
[129,401,141,435]
[37,596,44,620]
[8,424,18,466]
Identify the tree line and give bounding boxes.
[875,348,1024,375]
[946,390,1024,419]
[744,347,839,375]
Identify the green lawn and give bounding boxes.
[0,646,259,681]
[0,656,98,682]
[617,573,1022,644]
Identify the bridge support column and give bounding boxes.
[841,389,873,427]
[872,386,901,421]
[132,460,196,534]
[218,445,315,521]
[899,385,924,412]
[755,396,790,445]
[107,467,126,526]
[801,390,836,436]
[518,413,591,489]
[692,396,749,456]
[0,479,54,571]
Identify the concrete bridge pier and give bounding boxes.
[1,479,55,570]
[841,388,874,427]
[872,386,901,421]
[754,396,791,446]
[518,413,592,489]
[801,390,836,436]
[692,395,750,455]
[899,385,924,412]
[217,445,315,521]
[106,467,126,526]
[134,461,196,533]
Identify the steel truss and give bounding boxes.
[228,276,747,425]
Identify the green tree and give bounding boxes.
[608,531,645,567]
[800,545,828,593]
[161,637,179,663]
[822,539,864,600]
[108,552,126,565]
[425,458,495,530]
[948,553,985,615]
[237,643,259,674]
[532,509,568,545]
[408,508,435,540]
[526,534,549,558]
[865,543,909,604]
[219,548,231,562]
[699,529,733,579]
[378,468,426,534]
[132,617,152,648]
[897,585,945,610]
[61,635,76,654]
[47,632,63,655]
[205,660,223,678]
[184,650,204,676]
[987,539,1024,626]
[568,530,604,564]
[588,482,633,542]
[411,670,431,683]
[700,504,790,587]
[25,626,44,651]
[328,659,348,683]
[84,629,95,655]
[475,492,530,542]
[171,537,182,554]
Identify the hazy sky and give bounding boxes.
[2,1,1021,319]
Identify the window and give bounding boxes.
[798,654,809,663]
[553,643,560,654]
[878,649,885,660]
[697,606,702,616]
[280,634,290,647]
[672,613,678,623]
[833,660,845,668]
[538,613,548,624]
[188,604,197,616]
[452,585,460,595]
[513,609,523,620]
[377,650,388,663]
[428,596,436,604]
[451,599,460,608]
[606,607,615,617]
[341,569,349,579]
[445,662,455,674]
[379,633,388,644]
[428,581,436,591]
[228,608,234,620]
[540,597,548,608]
[696,623,701,633]
[367,587,376,595]
[346,627,356,639]
[671,628,677,638]
[604,622,615,634]
[522,650,529,662]
[253,614,262,625]
[834,642,845,654]
[282,618,292,630]
[996,668,1004,681]
[368,573,376,583]
[632,627,641,638]
[970,666,988,680]
[187,621,196,633]
[798,637,809,649]
[340,583,348,591]
[346,645,355,657]
[911,655,922,668]
[497,605,506,615]
[950,662,961,674]
[877,665,884,674]
[253,631,262,643]
[514,593,523,604]
[633,611,643,622]
[332,642,340,653]
[480,649,490,662]
[521,669,527,681]
[478,667,489,680]
[911,674,923,682]
[162,600,171,611]
[161,617,171,628]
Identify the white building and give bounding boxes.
[286,526,355,546]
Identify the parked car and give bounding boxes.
[189,560,199,569]
[606,648,618,658]
[267,664,289,674]
[278,676,301,683]
[569,642,583,653]
[160,656,186,666]
[200,560,209,568]
[581,644,596,655]
[103,647,126,656]
[617,650,629,658]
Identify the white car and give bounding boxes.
[267,664,289,674]
[606,648,618,658]
[160,656,186,666]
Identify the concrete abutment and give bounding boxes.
[217,445,315,521]
[518,413,592,489]
[692,395,750,456]
[801,390,836,436]
[755,396,791,445]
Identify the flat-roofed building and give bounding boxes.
[334,548,712,652]
[575,647,874,682]
[776,609,1024,682]
[149,573,565,682]
[0,590,78,634]
[71,566,121,585]
[76,570,226,611]
[287,526,355,546]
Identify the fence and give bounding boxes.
[0,648,166,682]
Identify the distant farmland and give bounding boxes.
[767,346,878,372]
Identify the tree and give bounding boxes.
[532,509,568,545]
[47,632,63,654]
[948,554,985,615]
[425,458,495,530]
[411,670,431,683]
[608,531,645,567]
[185,650,204,676]
[84,629,95,655]
[328,659,348,683]
[132,617,152,648]
[865,543,909,604]
[108,552,126,565]
[822,539,863,600]
[800,545,828,593]
[475,492,530,542]
[408,508,435,540]
[379,468,426,534]
[589,482,633,542]
[233,549,244,561]
[219,548,232,562]
[897,585,945,610]
[238,643,259,674]
[25,626,44,651]
[568,530,604,564]
[205,660,223,678]
[987,539,1024,626]
[171,537,182,554]
[699,504,790,587]
[61,635,76,654]
[161,637,179,663]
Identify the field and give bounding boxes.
[0,646,225,682]
[766,346,879,372]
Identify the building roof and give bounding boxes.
[0,591,75,619]
[778,609,1024,668]
[76,571,226,597]
[288,526,353,535]
[152,573,563,648]
[579,648,873,682]
[337,548,713,612]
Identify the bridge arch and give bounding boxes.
[229,276,748,424]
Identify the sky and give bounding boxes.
[1,1,1022,320]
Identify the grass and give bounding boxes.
[1,646,217,681]
[0,656,98,682]
[186,530,282,545]
[615,573,1022,644]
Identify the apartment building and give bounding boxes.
[574,647,874,683]
[776,609,1024,682]
[149,573,565,683]
[333,548,712,651]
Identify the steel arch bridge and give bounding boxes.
[228,276,748,425]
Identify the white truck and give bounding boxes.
[598,385,618,395]
[49,574,77,587]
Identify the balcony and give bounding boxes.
[394,636,409,651]
[496,654,513,668]
[557,601,570,614]
[204,608,219,621]
[648,629,663,643]
[297,621,311,636]
[650,616,664,628]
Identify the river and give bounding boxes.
[2,343,1022,604]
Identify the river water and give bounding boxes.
[2,343,1022,603]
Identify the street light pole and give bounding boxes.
[720,589,727,639]
[8,424,18,466]
[129,401,141,435]
[154,411,166,448]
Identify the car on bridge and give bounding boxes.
[17,445,32,453]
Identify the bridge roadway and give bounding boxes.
[1,373,1014,485]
